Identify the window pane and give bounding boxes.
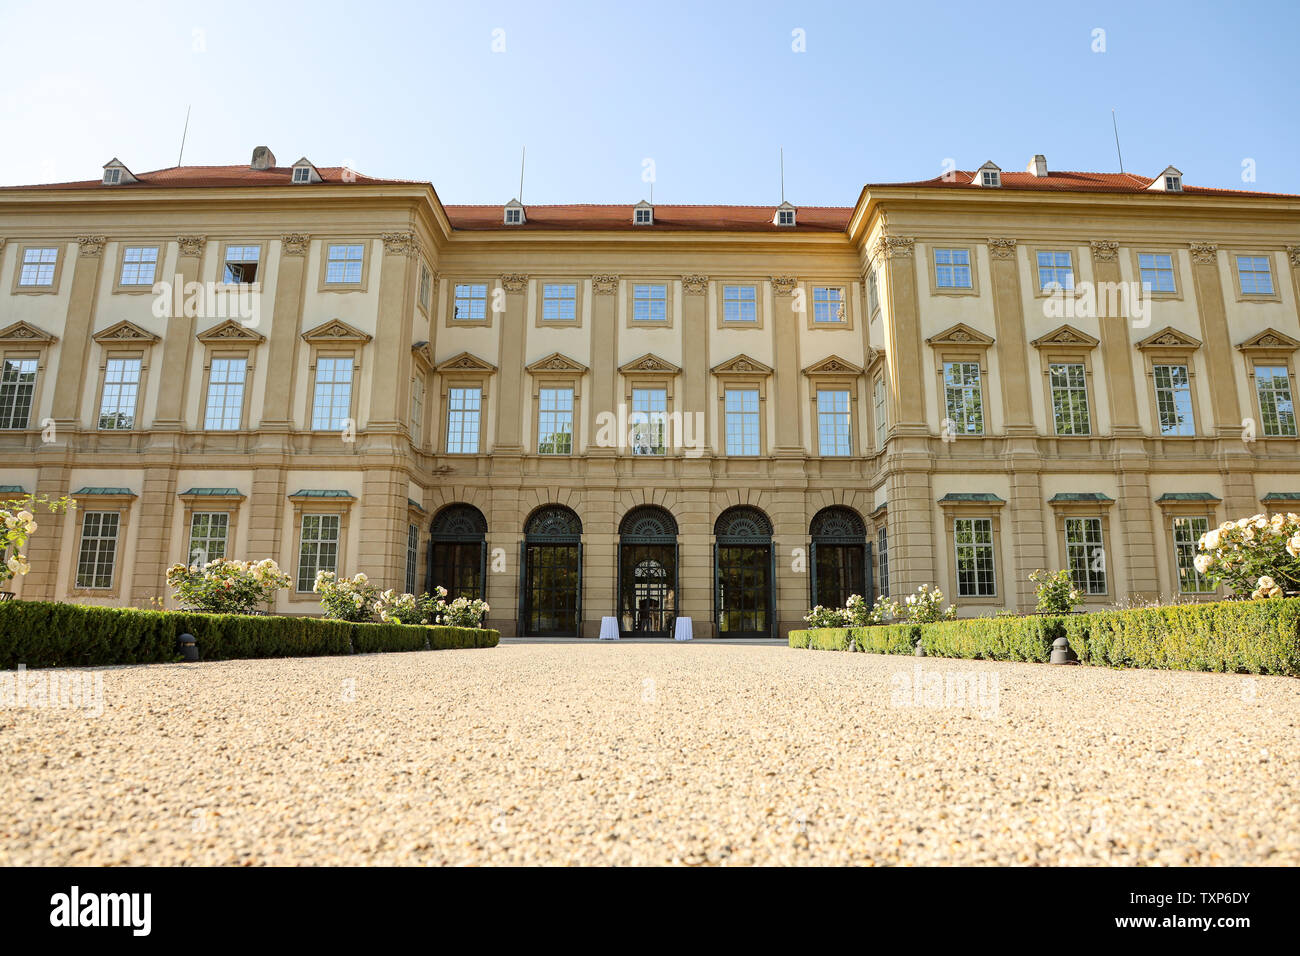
[1138,253,1176,294]
[1065,517,1107,594]
[1152,364,1194,436]
[943,361,984,435]
[119,246,159,286]
[187,511,229,565]
[537,387,574,454]
[632,284,668,322]
[20,247,58,286]
[934,248,972,289]
[1049,363,1090,435]
[1036,250,1074,292]
[724,388,760,455]
[1173,516,1214,593]
[954,517,995,596]
[325,244,364,284]
[311,357,353,431]
[204,357,247,430]
[99,358,142,429]
[446,387,482,453]
[723,284,757,323]
[813,286,846,323]
[1237,255,1274,295]
[630,387,667,455]
[453,283,488,320]
[816,388,851,455]
[542,283,577,321]
[0,358,38,429]
[297,514,340,591]
[75,511,120,589]
[1255,365,1297,436]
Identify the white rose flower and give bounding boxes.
[1257,575,1276,590]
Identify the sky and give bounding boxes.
[2,0,1297,205]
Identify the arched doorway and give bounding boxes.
[521,506,582,636]
[429,504,487,600]
[618,506,677,638]
[810,506,871,609]
[714,506,774,638]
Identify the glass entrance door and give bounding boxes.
[716,543,771,637]
[619,544,675,637]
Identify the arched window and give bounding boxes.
[618,506,678,637]
[714,506,774,638]
[429,504,487,600]
[521,506,582,636]
[810,506,870,609]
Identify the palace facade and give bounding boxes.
[1,150,1298,637]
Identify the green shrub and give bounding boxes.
[0,600,498,668]
[792,598,1300,676]
[0,601,176,668]
[353,621,430,653]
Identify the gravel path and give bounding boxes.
[2,644,1297,865]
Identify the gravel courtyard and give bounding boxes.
[2,642,1297,866]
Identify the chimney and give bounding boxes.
[1027,154,1048,177]
[250,146,277,170]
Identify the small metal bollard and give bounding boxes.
[914,640,926,657]
[178,632,199,662]
[1049,635,1077,665]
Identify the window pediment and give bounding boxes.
[526,352,589,375]
[197,318,266,344]
[711,353,773,376]
[619,353,681,376]
[802,354,863,376]
[435,351,497,373]
[1236,328,1300,353]
[1136,326,1202,351]
[93,320,160,344]
[301,319,372,344]
[1030,324,1099,350]
[926,323,995,349]
[0,320,57,345]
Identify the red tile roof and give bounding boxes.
[442,203,853,232]
[0,164,417,190]
[871,169,1300,199]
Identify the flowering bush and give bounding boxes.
[1029,568,1082,613]
[438,595,490,628]
[804,605,850,628]
[165,558,291,613]
[1,495,73,585]
[314,571,380,622]
[375,589,439,625]
[902,584,957,623]
[1194,513,1300,598]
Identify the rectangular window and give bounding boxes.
[1237,255,1274,296]
[406,523,419,595]
[1064,517,1107,595]
[324,243,364,285]
[723,284,757,323]
[19,247,58,287]
[542,283,577,322]
[418,266,432,311]
[632,283,668,322]
[816,388,851,456]
[187,512,229,565]
[933,248,972,289]
[297,514,340,591]
[876,526,889,597]
[630,387,667,455]
[724,388,760,455]
[1049,363,1090,435]
[942,362,984,435]
[873,375,887,448]
[410,376,425,434]
[812,286,846,324]
[1138,253,1176,294]
[1036,251,1075,292]
[1152,363,1195,436]
[446,387,482,453]
[310,357,353,431]
[1173,516,1214,593]
[867,269,880,316]
[954,517,996,597]
[203,357,247,430]
[453,283,488,321]
[98,357,142,430]
[223,244,260,284]
[119,246,160,287]
[75,511,121,589]
[1255,365,1297,437]
[0,357,38,429]
[537,387,574,455]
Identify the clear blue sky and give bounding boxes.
[3,0,1297,204]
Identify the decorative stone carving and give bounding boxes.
[175,235,206,258]
[926,323,995,348]
[1189,242,1219,264]
[770,276,798,296]
[382,232,422,258]
[711,353,774,376]
[281,234,310,256]
[92,320,160,343]
[0,320,57,344]
[526,352,588,374]
[78,235,107,258]
[1030,324,1100,350]
[1090,240,1120,262]
[196,319,266,343]
[802,355,864,376]
[592,274,620,295]
[874,236,914,260]
[618,353,682,375]
[1136,326,1202,351]
[1286,245,1300,267]
[681,274,709,295]
[499,273,528,293]
[986,238,1017,260]
[301,319,373,344]
[1236,328,1300,353]
[435,351,497,372]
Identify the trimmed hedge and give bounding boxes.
[790,598,1300,676]
[0,600,497,669]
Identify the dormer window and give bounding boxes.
[634,201,653,225]
[292,166,312,184]
[1165,174,1182,192]
[100,158,137,185]
[774,202,796,226]
[982,169,1001,187]
[504,200,526,225]
[103,167,122,185]
[290,158,323,184]
[1147,166,1184,193]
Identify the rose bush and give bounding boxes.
[902,583,957,623]
[1,495,74,586]
[165,558,291,614]
[1194,513,1300,598]
[314,570,380,622]
[1029,568,1083,613]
